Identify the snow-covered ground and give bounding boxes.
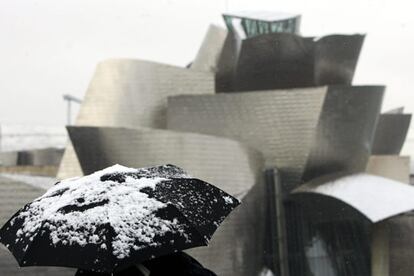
[0,125,67,152]
[0,173,56,190]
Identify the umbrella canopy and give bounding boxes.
[0,164,239,273]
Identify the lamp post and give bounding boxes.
[63,94,82,125]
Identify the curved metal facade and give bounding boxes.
[216,33,364,92]
[372,113,412,155]
[67,126,266,276]
[301,85,385,181]
[67,126,263,196]
[292,173,414,223]
[58,59,214,179]
[191,25,228,72]
[215,32,241,92]
[387,213,414,276]
[167,85,384,189]
[167,86,327,189]
[366,155,410,184]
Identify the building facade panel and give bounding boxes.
[302,85,385,181]
[191,25,228,72]
[167,87,327,190]
[216,33,364,92]
[58,59,214,179]
[372,114,412,155]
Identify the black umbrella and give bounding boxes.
[0,164,239,273]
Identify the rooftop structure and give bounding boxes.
[223,11,300,39]
[216,33,365,92]
[372,113,412,155]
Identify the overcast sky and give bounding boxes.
[1,0,413,129]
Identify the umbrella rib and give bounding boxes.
[106,210,118,271]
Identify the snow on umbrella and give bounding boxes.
[0,164,239,273]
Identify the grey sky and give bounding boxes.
[1,0,413,128]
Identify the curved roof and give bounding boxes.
[293,173,414,223]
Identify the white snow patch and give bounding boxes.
[259,267,275,276]
[223,195,234,205]
[14,164,187,259]
[294,173,414,222]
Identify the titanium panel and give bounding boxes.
[191,25,228,72]
[58,59,214,179]
[233,33,314,92]
[388,213,414,276]
[368,153,413,275]
[167,86,327,189]
[191,179,265,276]
[67,126,266,276]
[292,173,414,223]
[216,33,364,92]
[371,222,389,276]
[67,126,263,196]
[302,86,385,181]
[371,213,414,276]
[215,32,241,92]
[366,155,410,184]
[372,114,412,155]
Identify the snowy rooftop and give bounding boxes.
[294,173,414,222]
